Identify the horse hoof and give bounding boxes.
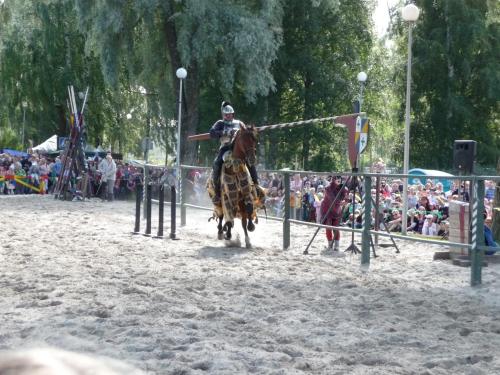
[218,232,224,240]
[245,238,252,249]
[225,233,232,240]
[247,222,255,232]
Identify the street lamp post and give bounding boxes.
[175,68,187,180]
[357,71,367,111]
[401,3,420,234]
[174,67,187,232]
[21,101,28,151]
[357,71,367,171]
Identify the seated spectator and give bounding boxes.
[484,216,499,255]
[408,186,418,208]
[415,210,426,234]
[422,214,438,236]
[418,195,432,213]
[386,209,402,232]
[438,220,449,239]
[380,182,391,198]
[435,182,445,196]
[407,208,419,232]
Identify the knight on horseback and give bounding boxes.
[209,101,259,205]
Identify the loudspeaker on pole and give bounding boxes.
[453,140,476,174]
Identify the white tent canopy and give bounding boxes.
[33,135,58,153]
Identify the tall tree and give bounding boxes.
[263,0,372,171]
[0,0,130,151]
[73,0,284,165]
[397,0,499,170]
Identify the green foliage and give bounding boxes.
[177,0,284,102]
[0,0,497,176]
[0,126,20,149]
[394,0,500,170]
[259,0,372,171]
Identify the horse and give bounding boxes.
[207,124,265,248]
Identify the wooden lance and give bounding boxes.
[187,113,364,142]
[187,112,365,169]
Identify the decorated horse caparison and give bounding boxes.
[207,124,265,248]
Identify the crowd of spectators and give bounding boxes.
[2,150,497,248]
[259,171,497,241]
[0,151,142,199]
[2,151,497,246]
[183,160,497,244]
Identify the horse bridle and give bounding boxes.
[241,130,257,166]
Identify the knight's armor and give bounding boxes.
[209,102,259,205]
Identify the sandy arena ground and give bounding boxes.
[1,195,500,374]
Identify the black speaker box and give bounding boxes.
[453,140,476,174]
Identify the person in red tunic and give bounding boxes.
[320,176,349,255]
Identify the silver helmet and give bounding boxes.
[221,101,234,115]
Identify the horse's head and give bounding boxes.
[232,124,258,166]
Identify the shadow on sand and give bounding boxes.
[198,243,251,260]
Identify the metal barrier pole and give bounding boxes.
[132,182,142,234]
[374,174,381,246]
[471,178,485,286]
[283,172,290,250]
[180,168,186,226]
[143,165,149,219]
[144,183,152,236]
[170,185,177,239]
[155,184,164,238]
[362,176,372,265]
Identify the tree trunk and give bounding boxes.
[164,7,200,166]
[56,104,67,136]
[301,76,313,170]
[492,157,500,241]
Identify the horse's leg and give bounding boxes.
[224,221,233,240]
[245,203,255,232]
[217,215,224,240]
[241,215,251,248]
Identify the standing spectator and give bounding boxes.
[314,191,324,224]
[38,158,49,193]
[371,158,386,173]
[6,165,15,195]
[320,176,348,255]
[301,187,312,221]
[290,174,302,193]
[98,152,117,201]
[485,180,495,202]
[0,165,5,194]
